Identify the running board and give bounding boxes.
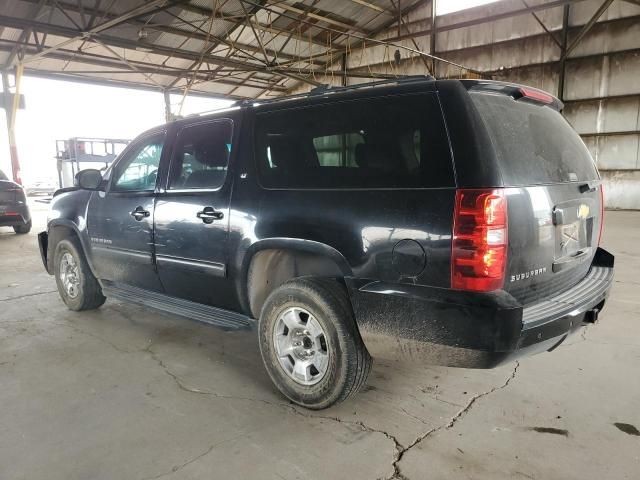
[102,281,255,331]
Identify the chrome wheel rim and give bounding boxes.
[273,307,329,386]
[59,252,80,299]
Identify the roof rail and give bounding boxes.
[232,75,436,108]
[309,75,435,96]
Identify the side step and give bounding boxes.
[102,281,255,331]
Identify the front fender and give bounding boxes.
[44,189,97,277]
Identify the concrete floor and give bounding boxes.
[1,200,638,480]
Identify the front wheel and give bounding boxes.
[258,277,372,410]
[53,238,106,311]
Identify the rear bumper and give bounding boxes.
[0,203,31,227]
[348,247,614,368]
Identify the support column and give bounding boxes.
[558,4,570,102]
[163,89,172,122]
[2,66,23,185]
[430,0,437,76]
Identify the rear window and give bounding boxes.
[471,92,598,185]
[255,93,454,189]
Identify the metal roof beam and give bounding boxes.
[561,0,615,60]
[347,0,391,14]
[278,0,431,92]
[19,68,245,99]
[0,42,288,92]
[380,0,584,42]
[16,0,303,63]
[521,0,562,48]
[2,0,47,69]
[18,0,185,65]
[179,2,330,49]
[263,1,368,34]
[0,14,317,84]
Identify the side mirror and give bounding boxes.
[75,169,103,190]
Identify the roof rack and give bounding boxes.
[309,75,435,96]
[232,75,436,109]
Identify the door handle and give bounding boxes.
[130,206,150,221]
[197,206,224,224]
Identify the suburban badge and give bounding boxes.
[510,267,547,282]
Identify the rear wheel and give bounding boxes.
[13,220,31,234]
[258,277,371,409]
[53,238,106,311]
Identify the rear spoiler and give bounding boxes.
[459,79,564,111]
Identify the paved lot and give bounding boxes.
[0,200,638,480]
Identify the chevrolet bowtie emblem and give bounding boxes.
[577,204,590,219]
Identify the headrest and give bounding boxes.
[194,140,228,168]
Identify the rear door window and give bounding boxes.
[255,93,453,189]
[471,92,598,185]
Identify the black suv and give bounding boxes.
[0,169,31,234]
[38,78,614,409]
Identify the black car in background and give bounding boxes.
[38,77,614,409]
[0,169,31,234]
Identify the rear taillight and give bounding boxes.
[452,188,508,292]
[598,184,605,246]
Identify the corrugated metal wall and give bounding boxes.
[293,0,640,209]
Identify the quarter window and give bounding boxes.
[255,93,453,189]
[112,135,164,192]
[168,120,233,190]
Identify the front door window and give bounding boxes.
[111,136,163,192]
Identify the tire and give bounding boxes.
[53,237,106,311]
[13,220,31,234]
[258,277,372,410]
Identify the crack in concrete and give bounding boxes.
[57,322,520,480]
[580,326,589,341]
[143,342,401,479]
[0,290,58,302]
[142,342,301,411]
[286,406,403,480]
[388,361,520,480]
[140,444,216,480]
[58,322,135,354]
[398,407,430,426]
[140,340,521,480]
[138,427,272,480]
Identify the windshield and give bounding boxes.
[471,92,599,185]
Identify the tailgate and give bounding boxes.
[506,184,602,305]
[470,89,602,305]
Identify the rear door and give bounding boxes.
[153,118,237,309]
[253,92,456,290]
[87,131,165,291]
[470,92,602,304]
